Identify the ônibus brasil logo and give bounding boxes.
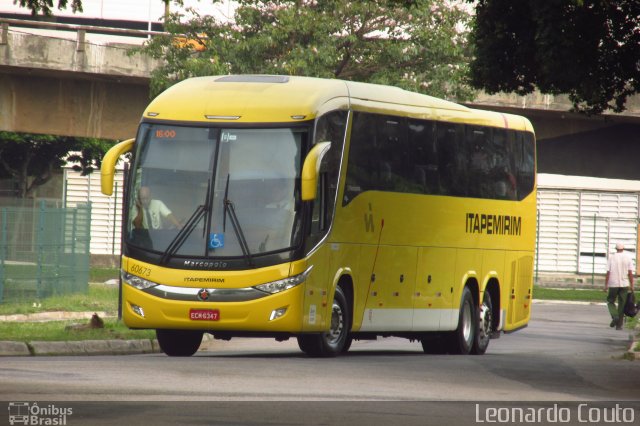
[8,402,72,425]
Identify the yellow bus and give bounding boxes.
[101,75,536,357]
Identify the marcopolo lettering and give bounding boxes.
[183,260,228,269]
[466,213,522,236]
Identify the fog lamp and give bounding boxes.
[269,307,287,321]
[130,303,145,318]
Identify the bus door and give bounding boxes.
[414,247,455,331]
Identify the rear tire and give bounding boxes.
[447,287,476,355]
[297,286,350,357]
[156,329,203,357]
[472,290,493,355]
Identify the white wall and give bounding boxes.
[64,167,125,256]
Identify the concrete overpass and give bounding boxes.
[0,19,160,140]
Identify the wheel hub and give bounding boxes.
[326,302,344,345]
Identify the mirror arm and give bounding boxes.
[301,141,331,201]
[100,138,134,196]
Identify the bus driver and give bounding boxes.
[132,186,181,230]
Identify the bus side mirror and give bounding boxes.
[301,141,331,201]
[100,138,135,196]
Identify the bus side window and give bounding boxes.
[312,110,347,234]
[344,112,376,205]
[467,126,491,198]
[377,116,405,191]
[407,119,438,195]
[487,128,514,200]
[436,123,461,196]
[515,132,535,199]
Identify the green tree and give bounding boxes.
[14,0,83,16]
[139,0,474,100]
[468,0,640,114]
[0,132,114,198]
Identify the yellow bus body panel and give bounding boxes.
[122,283,305,332]
[121,256,309,332]
[329,187,536,332]
[143,76,349,124]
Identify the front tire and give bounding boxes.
[297,286,350,357]
[447,286,476,355]
[156,329,203,357]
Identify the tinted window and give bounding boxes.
[516,132,536,198]
[311,111,348,236]
[409,119,439,194]
[344,112,535,204]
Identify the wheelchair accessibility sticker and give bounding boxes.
[209,233,225,249]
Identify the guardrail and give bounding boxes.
[0,17,168,51]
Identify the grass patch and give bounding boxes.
[0,283,119,316]
[0,318,154,342]
[533,286,605,302]
[89,267,119,283]
[0,279,156,342]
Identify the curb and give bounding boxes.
[0,311,113,322]
[627,325,640,360]
[0,341,30,356]
[0,339,161,356]
[626,342,640,360]
[532,299,606,306]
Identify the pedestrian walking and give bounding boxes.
[604,242,634,330]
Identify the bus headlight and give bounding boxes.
[121,270,159,290]
[253,266,313,295]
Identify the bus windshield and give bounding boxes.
[126,123,304,264]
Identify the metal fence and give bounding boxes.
[0,201,91,303]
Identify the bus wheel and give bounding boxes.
[297,286,349,357]
[472,290,493,355]
[447,286,476,355]
[156,329,203,357]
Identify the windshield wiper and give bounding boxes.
[160,178,212,265]
[223,174,254,267]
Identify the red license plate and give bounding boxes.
[189,309,220,321]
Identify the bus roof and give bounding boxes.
[143,75,534,132]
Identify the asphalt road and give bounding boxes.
[0,302,638,426]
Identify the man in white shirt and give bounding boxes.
[132,186,181,230]
[604,242,634,330]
